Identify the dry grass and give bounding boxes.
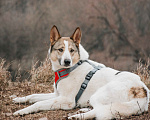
[134,58,150,85]
[0,58,150,120]
[0,58,62,120]
[0,58,11,91]
[30,57,54,84]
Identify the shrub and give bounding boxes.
[30,57,54,84]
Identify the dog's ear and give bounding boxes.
[70,27,81,47]
[50,25,61,46]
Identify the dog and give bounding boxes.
[13,25,149,120]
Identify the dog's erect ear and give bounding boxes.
[70,27,81,47]
[50,25,61,46]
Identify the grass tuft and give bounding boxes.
[0,58,11,91]
[30,57,54,84]
[134,58,150,85]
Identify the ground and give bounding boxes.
[0,80,150,120]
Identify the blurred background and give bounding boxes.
[0,0,150,80]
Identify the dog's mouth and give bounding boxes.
[64,64,71,67]
[60,64,72,68]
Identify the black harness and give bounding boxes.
[54,60,103,105]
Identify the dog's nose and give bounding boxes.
[64,59,71,66]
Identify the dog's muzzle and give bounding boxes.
[64,59,71,66]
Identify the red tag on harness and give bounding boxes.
[55,69,69,84]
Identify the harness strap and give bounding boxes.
[55,60,86,87]
[115,71,121,75]
[84,60,98,69]
[54,59,103,106]
[75,65,101,105]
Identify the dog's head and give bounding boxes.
[49,25,89,70]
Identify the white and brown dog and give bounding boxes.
[13,26,149,120]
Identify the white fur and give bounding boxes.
[61,40,72,66]
[13,43,149,120]
[79,44,89,60]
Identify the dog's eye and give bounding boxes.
[70,49,74,53]
[58,48,63,52]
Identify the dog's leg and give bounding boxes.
[68,109,96,120]
[13,96,75,116]
[13,93,57,103]
[76,108,92,113]
[91,99,147,120]
[89,81,149,119]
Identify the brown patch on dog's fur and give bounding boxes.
[70,27,81,47]
[50,37,80,64]
[50,25,61,46]
[50,38,65,62]
[128,87,147,98]
[50,50,58,62]
[72,52,80,65]
[68,40,80,64]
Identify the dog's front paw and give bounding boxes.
[13,109,26,116]
[13,97,21,103]
[68,113,86,120]
[13,97,26,103]
[68,115,77,120]
[76,108,91,114]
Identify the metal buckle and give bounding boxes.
[85,75,91,80]
[77,60,82,65]
[56,72,60,79]
[81,83,87,90]
[88,71,94,76]
[85,71,93,80]
[57,72,60,78]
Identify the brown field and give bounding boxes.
[0,1,150,119]
[0,58,150,120]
